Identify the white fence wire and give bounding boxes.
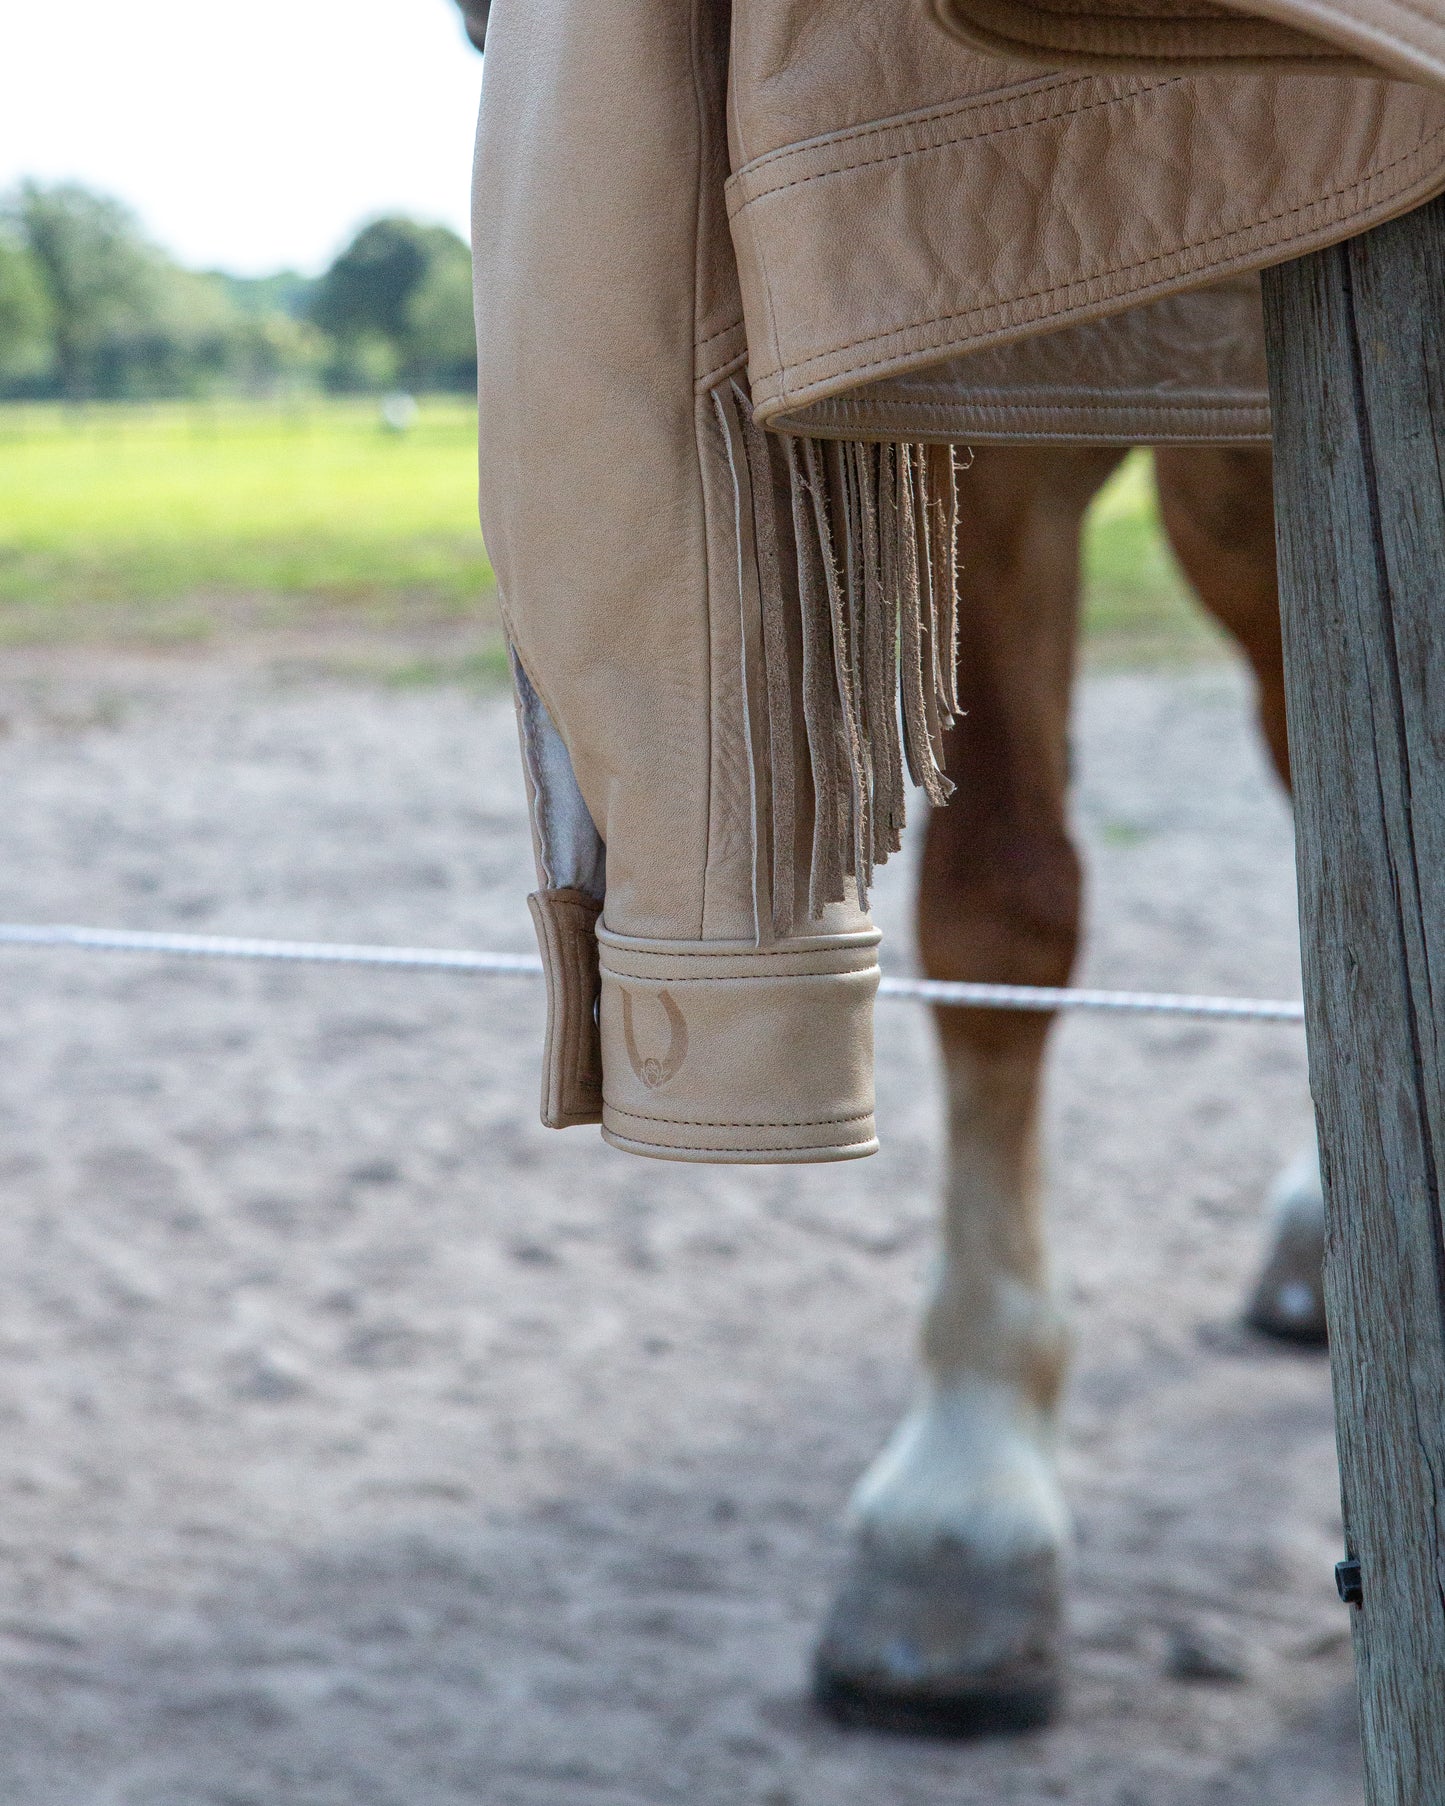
[0,922,1305,1024]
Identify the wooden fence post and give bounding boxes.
[1261,194,1445,1803]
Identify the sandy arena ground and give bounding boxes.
[0,646,1358,1805]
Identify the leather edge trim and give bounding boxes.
[736,120,1445,421]
[599,941,882,982]
[597,925,882,956]
[528,888,604,1129]
[1247,0,1445,84]
[601,1126,881,1164]
[930,0,1357,68]
[769,398,1272,445]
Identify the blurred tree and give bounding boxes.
[91,264,277,398]
[0,182,329,400]
[12,181,164,397]
[313,217,474,391]
[0,225,52,384]
[208,270,325,395]
[0,185,473,401]
[216,269,317,322]
[402,234,475,389]
[225,309,328,394]
[312,217,439,344]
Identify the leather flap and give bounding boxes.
[932,0,1359,70]
[770,280,1270,447]
[930,0,1445,83]
[527,888,604,1129]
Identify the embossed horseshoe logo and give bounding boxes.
[620,986,688,1089]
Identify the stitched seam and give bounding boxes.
[732,76,1184,205]
[608,1137,876,1153]
[697,317,745,354]
[598,941,877,959]
[602,969,877,983]
[601,945,876,958]
[603,1105,874,1128]
[687,0,712,946]
[955,404,1264,418]
[751,192,785,397]
[696,349,748,394]
[818,370,1265,402]
[734,72,1094,179]
[601,948,876,963]
[975,8,1321,36]
[809,392,1266,411]
[759,127,1445,389]
[971,0,1266,21]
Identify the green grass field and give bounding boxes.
[0,401,1216,665]
[0,397,495,647]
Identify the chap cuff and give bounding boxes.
[596,925,882,1163]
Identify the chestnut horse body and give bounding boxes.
[813,445,1327,1732]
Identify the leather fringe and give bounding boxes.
[714,381,961,937]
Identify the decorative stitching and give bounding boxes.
[598,941,877,959]
[603,969,877,983]
[607,1137,877,1154]
[686,0,714,949]
[730,75,1185,205]
[603,1104,875,1128]
[811,360,1267,405]
[749,125,1445,394]
[733,71,1092,178]
[695,349,749,395]
[696,317,746,353]
[806,392,1265,413]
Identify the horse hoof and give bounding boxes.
[1245,1145,1328,1347]
[812,1538,1063,1738]
[814,1669,1059,1738]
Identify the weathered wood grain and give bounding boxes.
[1262,195,1445,1805]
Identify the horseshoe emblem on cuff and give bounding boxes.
[620,986,689,1089]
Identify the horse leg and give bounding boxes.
[1153,445,1326,1346]
[815,444,1125,1733]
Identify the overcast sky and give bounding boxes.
[0,0,482,275]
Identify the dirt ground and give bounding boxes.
[0,645,1358,1805]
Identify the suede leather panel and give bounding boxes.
[697,389,767,943]
[474,0,718,943]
